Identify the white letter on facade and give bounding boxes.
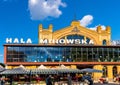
[66,39,74,44]
[6,38,12,43]
[26,38,32,43]
[81,39,87,44]
[59,39,65,44]
[39,39,48,44]
[89,40,94,44]
[21,38,25,44]
[13,38,19,43]
[75,39,80,44]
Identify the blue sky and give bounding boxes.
[0,0,120,63]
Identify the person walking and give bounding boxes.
[86,74,93,85]
[1,77,5,85]
[46,75,52,85]
[67,74,72,85]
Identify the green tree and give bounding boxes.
[0,63,5,67]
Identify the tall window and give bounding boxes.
[113,66,117,77]
[103,40,107,45]
[103,66,107,77]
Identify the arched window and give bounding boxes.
[103,66,107,77]
[113,66,117,77]
[103,40,107,45]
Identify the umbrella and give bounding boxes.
[80,68,103,73]
[31,65,57,74]
[56,65,81,73]
[0,65,30,74]
[38,64,47,69]
[56,69,81,73]
[58,64,68,69]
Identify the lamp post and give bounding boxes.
[29,70,32,84]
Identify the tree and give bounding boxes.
[0,63,5,67]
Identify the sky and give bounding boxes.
[0,0,120,63]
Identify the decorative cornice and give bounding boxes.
[71,27,80,33]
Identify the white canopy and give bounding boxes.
[38,65,47,69]
[57,64,68,69]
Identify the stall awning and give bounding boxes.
[55,64,81,73]
[0,65,5,72]
[0,65,30,74]
[0,67,30,74]
[56,69,81,73]
[80,68,103,73]
[0,65,82,75]
[31,69,58,74]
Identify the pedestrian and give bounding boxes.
[46,75,52,85]
[86,74,93,85]
[67,74,72,85]
[1,77,5,85]
[9,75,13,85]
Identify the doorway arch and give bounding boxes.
[103,66,107,77]
[113,66,117,77]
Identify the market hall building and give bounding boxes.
[4,21,120,80]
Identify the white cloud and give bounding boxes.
[89,26,97,30]
[79,15,106,30]
[89,25,106,30]
[28,0,66,20]
[80,15,93,27]
[101,25,106,30]
[0,54,3,56]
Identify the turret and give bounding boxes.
[97,26,102,33]
[106,26,111,33]
[39,24,42,31]
[71,21,80,27]
[49,24,53,32]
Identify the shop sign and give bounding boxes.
[39,39,94,44]
[6,38,32,44]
